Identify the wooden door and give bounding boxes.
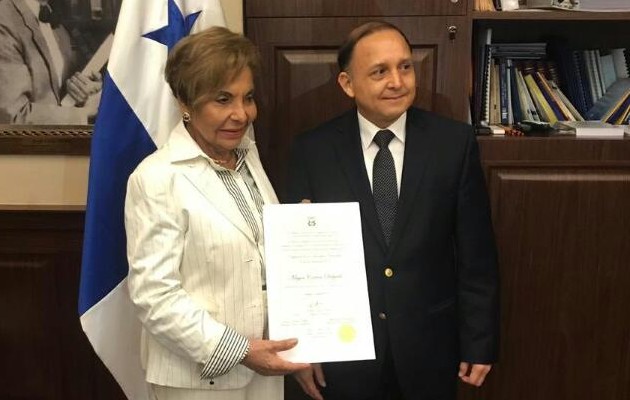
[246,16,471,193]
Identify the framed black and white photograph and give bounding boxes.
[0,0,120,154]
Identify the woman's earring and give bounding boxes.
[182,111,191,122]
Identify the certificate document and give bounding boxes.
[263,202,375,363]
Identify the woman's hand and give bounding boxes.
[241,338,310,376]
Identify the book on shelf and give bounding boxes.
[499,58,509,124]
[523,73,558,123]
[548,80,585,121]
[602,91,630,124]
[599,50,618,90]
[594,50,608,98]
[474,0,496,11]
[515,66,541,122]
[489,43,547,59]
[509,60,523,124]
[535,72,576,121]
[585,78,630,120]
[553,121,626,138]
[490,59,501,124]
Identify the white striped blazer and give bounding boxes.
[125,122,278,390]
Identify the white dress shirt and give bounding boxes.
[358,111,407,196]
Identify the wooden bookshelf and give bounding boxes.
[473,10,630,20]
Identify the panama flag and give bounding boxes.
[78,0,225,398]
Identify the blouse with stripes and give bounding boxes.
[200,147,266,380]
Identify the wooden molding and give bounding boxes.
[0,125,92,155]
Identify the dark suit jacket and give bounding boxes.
[285,107,499,399]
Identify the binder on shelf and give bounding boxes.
[574,51,594,111]
[611,48,630,79]
[547,39,589,116]
[474,28,493,125]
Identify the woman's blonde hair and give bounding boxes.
[165,26,260,110]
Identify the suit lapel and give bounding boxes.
[180,161,256,245]
[13,0,61,102]
[333,111,388,253]
[389,109,433,253]
[167,124,257,245]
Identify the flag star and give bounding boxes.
[143,0,201,51]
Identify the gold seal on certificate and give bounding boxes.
[338,324,357,343]
[263,202,376,363]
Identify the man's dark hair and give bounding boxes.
[337,21,412,72]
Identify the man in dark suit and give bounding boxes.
[286,21,499,400]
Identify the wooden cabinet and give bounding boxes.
[2,4,629,400]
[246,8,471,191]
[246,0,468,17]
[245,4,630,400]
[0,211,125,400]
[459,137,630,400]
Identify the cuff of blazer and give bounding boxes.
[200,327,249,380]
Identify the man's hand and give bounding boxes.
[458,362,492,387]
[66,71,103,106]
[294,363,326,400]
[241,338,310,376]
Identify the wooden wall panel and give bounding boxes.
[2,138,630,400]
[0,212,125,400]
[246,0,468,17]
[458,138,630,400]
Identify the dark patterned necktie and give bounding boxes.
[372,130,398,245]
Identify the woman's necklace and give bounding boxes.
[210,150,236,168]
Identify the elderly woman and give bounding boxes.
[124,27,308,400]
